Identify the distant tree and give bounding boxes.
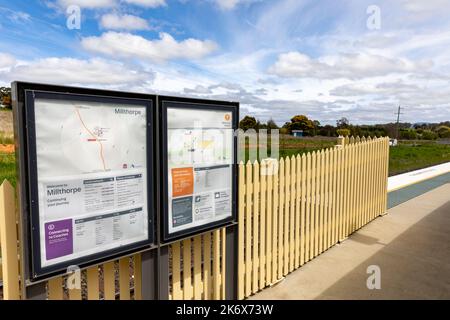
[0,87,12,109]
[266,118,279,130]
[336,128,351,137]
[239,116,258,131]
[399,129,417,140]
[288,115,315,135]
[318,125,335,137]
[336,117,350,128]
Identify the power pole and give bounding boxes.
[395,105,404,140]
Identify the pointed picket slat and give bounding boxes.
[259,160,267,289]
[183,239,193,300]
[266,160,273,285]
[278,158,285,278]
[319,150,325,254]
[103,262,116,301]
[212,230,221,300]
[85,266,100,300]
[283,157,290,275]
[193,235,202,300]
[172,242,182,300]
[300,154,307,266]
[203,232,212,300]
[338,147,345,240]
[305,152,311,262]
[0,181,20,300]
[221,228,226,299]
[272,160,279,281]
[311,151,318,258]
[329,149,336,246]
[133,254,142,300]
[289,156,296,272]
[237,161,245,299]
[324,149,330,250]
[252,160,260,293]
[245,160,252,296]
[294,155,301,268]
[119,258,130,300]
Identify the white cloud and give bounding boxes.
[81,32,218,62]
[0,53,16,69]
[214,0,260,10]
[123,0,166,8]
[268,51,432,80]
[57,0,116,9]
[401,0,450,13]
[216,0,240,10]
[100,13,149,30]
[2,57,153,87]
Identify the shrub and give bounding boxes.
[399,129,417,140]
[421,130,438,140]
[436,126,450,138]
[336,128,351,137]
[279,128,289,135]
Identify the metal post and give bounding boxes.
[25,282,47,300]
[225,225,238,300]
[140,249,157,300]
[158,246,170,300]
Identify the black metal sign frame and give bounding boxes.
[159,96,239,242]
[12,82,156,281]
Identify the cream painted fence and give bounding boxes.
[0,136,388,300]
[237,136,389,299]
[0,178,227,300]
[169,229,227,300]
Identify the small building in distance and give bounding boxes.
[292,130,304,137]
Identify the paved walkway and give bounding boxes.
[250,183,450,300]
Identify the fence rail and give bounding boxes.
[0,136,389,300]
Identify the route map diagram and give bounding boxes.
[34,99,147,178]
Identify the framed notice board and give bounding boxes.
[12,82,155,280]
[160,96,239,242]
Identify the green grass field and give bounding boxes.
[389,141,450,176]
[0,152,16,187]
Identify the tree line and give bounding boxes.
[239,115,450,140]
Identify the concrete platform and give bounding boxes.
[250,183,450,300]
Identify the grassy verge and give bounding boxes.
[0,152,15,187]
[244,135,337,160]
[389,141,450,176]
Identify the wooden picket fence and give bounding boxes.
[168,229,227,300]
[0,136,389,300]
[0,177,227,300]
[237,136,389,299]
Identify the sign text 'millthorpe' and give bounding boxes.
[115,108,142,116]
[47,186,82,196]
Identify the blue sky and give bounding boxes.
[0,0,450,125]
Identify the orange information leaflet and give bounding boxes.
[171,167,194,197]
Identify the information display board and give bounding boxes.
[16,84,155,279]
[161,98,238,241]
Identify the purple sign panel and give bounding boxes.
[45,219,73,260]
